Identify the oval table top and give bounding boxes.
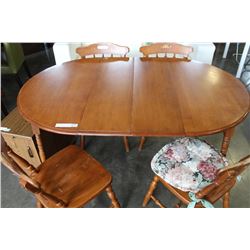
[17,57,250,137]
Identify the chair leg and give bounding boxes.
[223,192,230,208]
[36,199,44,208]
[80,136,85,149]
[123,136,129,152]
[143,175,159,207]
[175,200,183,208]
[23,61,32,78]
[15,75,23,88]
[106,185,120,208]
[138,137,146,151]
[151,195,165,208]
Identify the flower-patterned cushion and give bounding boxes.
[151,138,228,192]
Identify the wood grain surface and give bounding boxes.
[17,57,249,137]
[132,57,249,136]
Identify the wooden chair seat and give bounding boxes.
[34,145,112,207]
[1,140,120,208]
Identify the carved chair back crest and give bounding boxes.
[140,42,193,60]
[76,43,130,58]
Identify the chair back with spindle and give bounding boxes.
[1,139,40,189]
[140,42,193,59]
[1,140,66,207]
[76,43,130,58]
[195,155,250,201]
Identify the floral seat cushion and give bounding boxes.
[151,138,228,192]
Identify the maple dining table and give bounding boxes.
[17,57,250,162]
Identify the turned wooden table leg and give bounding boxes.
[223,192,230,208]
[32,125,46,162]
[221,127,235,156]
[106,185,121,208]
[143,175,159,207]
[138,137,146,151]
[80,136,85,149]
[123,136,130,153]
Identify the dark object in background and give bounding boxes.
[1,43,31,88]
[21,43,54,56]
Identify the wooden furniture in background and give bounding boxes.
[17,57,249,162]
[76,42,129,58]
[54,42,216,65]
[1,107,75,166]
[138,43,193,151]
[139,42,193,59]
[76,43,130,152]
[1,141,120,208]
[143,155,250,208]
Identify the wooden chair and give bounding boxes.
[76,42,130,152]
[138,43,193,151]
[142,137,250,208]
[1,140,120,208]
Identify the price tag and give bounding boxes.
[0,127,11,132]
[55,123,78,128]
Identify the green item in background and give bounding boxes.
[1,43,26,74]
